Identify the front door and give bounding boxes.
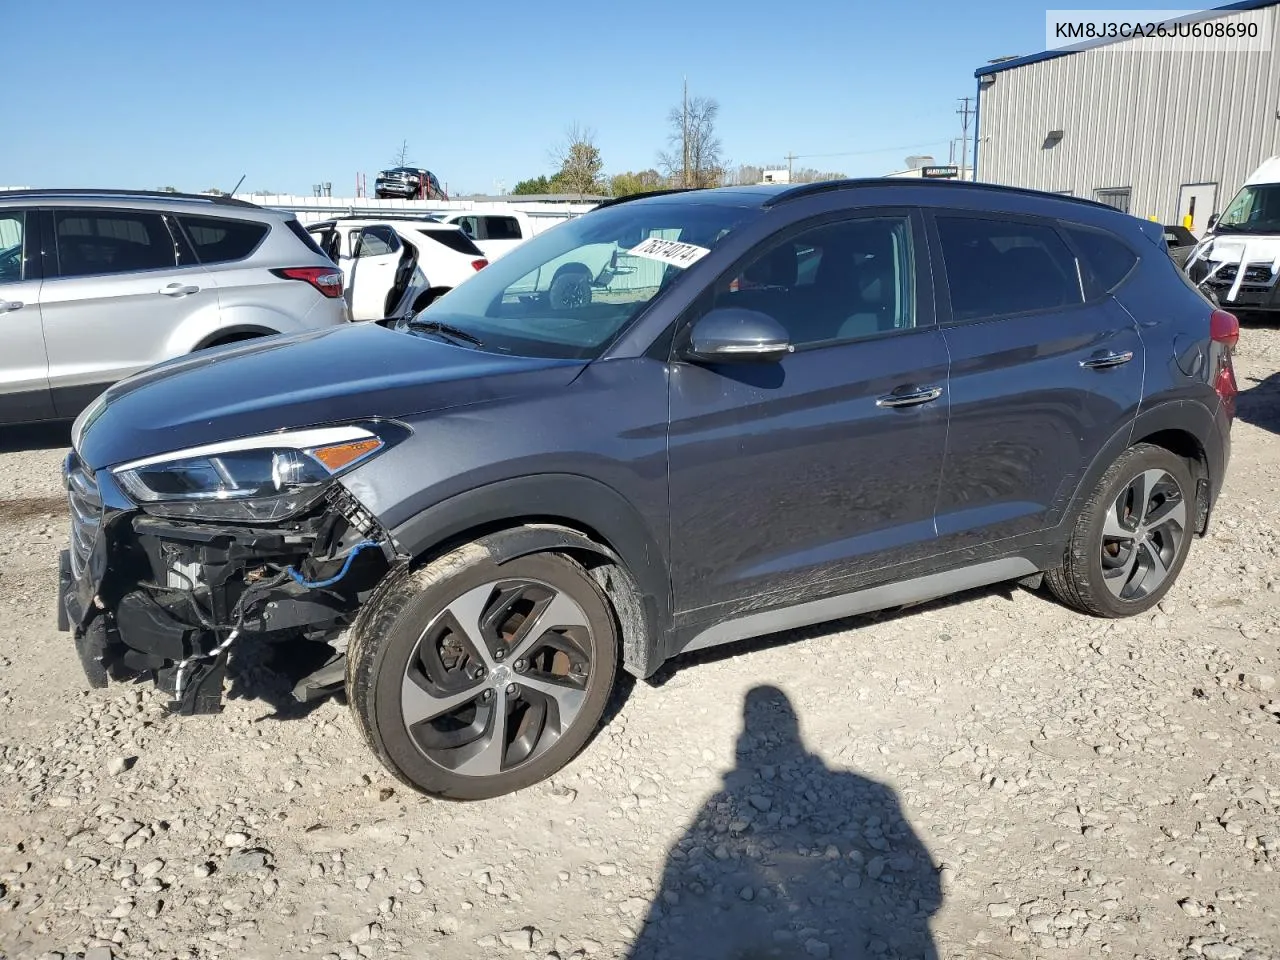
[1177,183,1218,237]
[929,212,1145,551]
[667,210,950,622]
[347,225,403,321]
[0,208,54,423]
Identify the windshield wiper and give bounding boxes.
[403,316,483,347]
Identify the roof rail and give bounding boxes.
[590,188,704,211]
[0,188,260,209]
[764,177,1118,212]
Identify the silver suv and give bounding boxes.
[0,189,350,425]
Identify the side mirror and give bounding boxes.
[1206,213,1219,232]
[684,308,793,363]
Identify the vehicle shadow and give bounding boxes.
[625,685,941,960]
[1237,369,1280,436]
[0,422,72,453]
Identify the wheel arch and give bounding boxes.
[1063,399,1222,539]
[384,475,670,678]
[193,324,277,350]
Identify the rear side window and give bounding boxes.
[419,229,485,257]
[936,215,1084,321]
[54,209,178,277]
[177,215,269,265]
[1062,225,1138,294]
[483,216,522,241]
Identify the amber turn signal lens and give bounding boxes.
[311,438,382,472]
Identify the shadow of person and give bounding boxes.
[626,686,941,960]
[1237,369,1280,436]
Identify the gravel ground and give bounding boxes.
[1,331,1278,960]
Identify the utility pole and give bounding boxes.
[957,97,975,179]
[785,153,797,183]
[682,77,689,188]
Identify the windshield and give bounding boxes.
[403,200,758,359]
[1216,183,1280,233]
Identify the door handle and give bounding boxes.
[1080,350,1134,370]
[159,283,200,297]
[0,300,23,314]
[876,385,944,409]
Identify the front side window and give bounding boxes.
[712,216,917,348]
[54,209,177,278]
[179,215,269,264]
[936,216,1083,322]
[355,226,397,257]
[0,211,26,284]
[410,200,758,359]
[454,216,478,239]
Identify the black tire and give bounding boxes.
[347,543,618,800]
[1045,443,1194,617]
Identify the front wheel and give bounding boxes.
[1046,443,1194,617]
[347,545,618,800]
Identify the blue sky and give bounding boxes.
[6,0,1144,195]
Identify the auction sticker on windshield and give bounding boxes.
[627,236,711,268]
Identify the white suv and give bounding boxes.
[0,189,349,425]
[307,217,490,321]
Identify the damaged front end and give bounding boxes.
[58,422,407,715]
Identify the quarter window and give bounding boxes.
[1063,225,1138,294]
[936,216,1083,321]
[716,216,917,348]
[54,209,178,277]
[178,215,269,264]
[0,212,26,284]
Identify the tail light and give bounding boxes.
[470,259,489,272]
[271,267,345,299]
[1209,308,1239,415]
[1210,308,1239,349]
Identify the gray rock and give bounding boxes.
[222,832,250,848]
[749,795,773,812]
[987,902,1016,918]
[1202,944,1243,960]
[225,849,270,874]
[804,938,831,958]
[499,928,535,950]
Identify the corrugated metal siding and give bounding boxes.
[977,5,1280,221]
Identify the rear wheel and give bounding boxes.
[1046,443,1194,617]
[347,545,618,800]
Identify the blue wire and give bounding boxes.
[286,540,379,590]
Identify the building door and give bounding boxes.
[1177,183,1218,237]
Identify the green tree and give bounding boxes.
[609,169,665,197]
[511,175,553,195]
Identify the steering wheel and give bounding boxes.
[0,245,21,284]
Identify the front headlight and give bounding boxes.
[112,423,404,522]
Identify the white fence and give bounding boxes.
[236,193,600,232]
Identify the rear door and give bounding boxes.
[668,209,950,619]
[0,208,54,422]
[929,211,1144,550]
[40,206,215,416]
[347,225,402,320]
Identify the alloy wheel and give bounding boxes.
[400,579,594,777]
[1100,468,1187,602]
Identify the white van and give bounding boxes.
[1185,156,1280,315]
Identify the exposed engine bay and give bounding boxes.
[66,482,401,715]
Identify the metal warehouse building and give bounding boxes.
[973,0,1280,234]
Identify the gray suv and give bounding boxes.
[60,180,1235,801]
[0,189,349,424]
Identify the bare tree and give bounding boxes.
[658,91,724,189]
[392,140,411,167]
[549,124,605,197]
